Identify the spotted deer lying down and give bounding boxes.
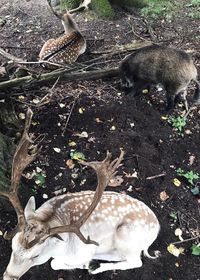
[39,0,87,67]
[120,45,200,111]
[1,110,160,280]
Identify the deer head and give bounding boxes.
[39,0,87,67]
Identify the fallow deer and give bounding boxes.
[39,0,87,67]
[1,109,160,280]
[120,45,200,111]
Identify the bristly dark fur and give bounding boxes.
[120,45,200,110]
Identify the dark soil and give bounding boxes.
[0,1,200,280]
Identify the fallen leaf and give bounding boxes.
[110,125,116,131]
[189,155,195,166]
[88,136,96,143]
[79,107,85,114]
[70,151,86,161]
[167,244,185,257]
[53,147,61,153]
[32,98,40,104]
[59,103,65,108]
[175,262,179,267]
[42,194,48,199]
[127,185,133,192]
[123,171,138,178]
[191,244,200,256]
[68,141,76,147]
[108,176,124,187]
[142,89,149,94]
[95,118,103,123]
[160,191,169,201]
[18,95,25,100]
[0,230,3,236]
[161,116,168,120]
[74,131,88,138]
[66,159,75,169]
[173,178,181,187]
[19,112,25,119]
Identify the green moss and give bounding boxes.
[91,0,115,19]
[60,0,80,10]
[0,132,14,192]
[110,0,148,8]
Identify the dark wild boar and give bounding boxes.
[120,45,200,111]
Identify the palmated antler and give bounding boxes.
[49,150,124,246]
[0,108,40,239]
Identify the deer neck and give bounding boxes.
[62,13,80,34]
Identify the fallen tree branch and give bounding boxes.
[0,47,26,63]
[0,67,120,91]
[90,40,152,55]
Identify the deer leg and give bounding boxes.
[90,256,142,274]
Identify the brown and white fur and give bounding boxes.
[3,191,159,279]
[39,7,86,66]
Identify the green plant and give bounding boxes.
[176,168,199,185]
[91,0,115,19]
[32,170,46,193]
[169,211,178,223]
[191,244,200,256]
[168,116,187,136]
[70,151,86,161]
[188,11,200,19]
[140,0,179,19]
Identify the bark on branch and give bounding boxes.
[0,67,120,91]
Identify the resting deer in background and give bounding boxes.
[39,0,88,67]
[1,109,160,280]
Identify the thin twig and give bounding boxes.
[62,95,79,136]
[172,234,200,245]
[146,172,166,180]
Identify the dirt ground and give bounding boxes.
[0,0,200,280]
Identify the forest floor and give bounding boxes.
[0,0,200,280]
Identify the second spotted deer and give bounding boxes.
[39,0,87,67]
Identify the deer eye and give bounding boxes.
[32,254,39,259]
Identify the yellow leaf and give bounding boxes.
[68,141,76,147]
[142,89,149,94]
[18,95,25,100]
[161,116,168,120]
[110,125,116,131]
[173,178,181,187]
[167,244,185,257]
[79,107,85,114]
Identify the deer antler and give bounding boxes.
[0,108,40,239]
[48,150,124,246]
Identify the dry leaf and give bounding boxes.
[110,125,116,131]
[19,113,25,119]
[189,155,195,166]
[66,159,75,169]
[53,147,61,153]
[108,176,124,187]
[95,118,103,123]
[74,131,88,138]
[88,136,96,143]
[123,171,138,178]
[160,191,169,201]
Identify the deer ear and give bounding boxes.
[24,196,36,220]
